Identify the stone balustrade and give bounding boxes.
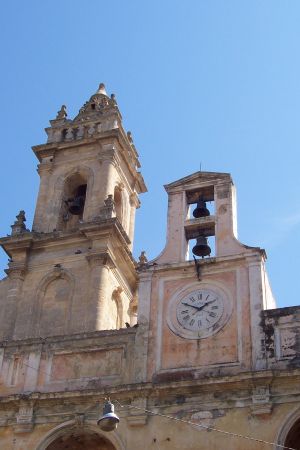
[46,119,119,143]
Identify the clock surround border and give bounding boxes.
[166,281,233,340]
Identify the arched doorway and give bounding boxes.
[45,429,116,450]
[284,418,300,450]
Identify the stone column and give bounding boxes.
[2,267,25,339]
[32,161,53,232]
[86,253,115,331]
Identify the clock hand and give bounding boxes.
[182,298,217,312]
[205,298,217,305]
[181,301,201,310]
[196,298,217,310]
[188,299,218,314]
[182,301,209,311]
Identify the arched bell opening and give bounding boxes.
[58,173,88,231]
[284,417,300,450]
[185,186,216,261]
[45,430,117,450]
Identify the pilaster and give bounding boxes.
[247,254,267,370]
[2,265,26,339]
[32,161,53,232]
[86,252,116,330]
[128,193,140,249]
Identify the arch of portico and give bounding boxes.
[276,407,300,450]
[35,420,124,450]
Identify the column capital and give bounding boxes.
[37,162,53,176]
[5,262,27,280]
[99,146,120,168]
[130,192,140,208]
[86,252,115,269]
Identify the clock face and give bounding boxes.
[176,289,224,332]
[167,285,232,339]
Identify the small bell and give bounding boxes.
[68,196,84,215]
[97,400,120,432]
[192,236,211,258]
[192,198,210,218]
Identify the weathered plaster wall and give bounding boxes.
[1,387,300,450]
[0,329,136,397]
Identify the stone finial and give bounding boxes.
[127,131,133,143]
[104,194,115,208]
[56,105,67,119]
[99,195,115,220]
[11,211,30,236]
[138,251,148,267]
[96,83,108,96]
[111,93,117,105]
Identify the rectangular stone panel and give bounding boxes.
[50,347,123,381]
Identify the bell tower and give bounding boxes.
[0,83,146,339]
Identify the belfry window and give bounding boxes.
[58,173,88,231]
[67,184,87,216]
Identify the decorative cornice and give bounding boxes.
[0,369,300,410]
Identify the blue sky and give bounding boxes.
[0,1,300,307]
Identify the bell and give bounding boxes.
[97,401,120,432]
[192,236,211,258]
[192,198,210,218]
[68,196,84,215]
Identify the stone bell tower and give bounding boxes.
[0,83,146,339]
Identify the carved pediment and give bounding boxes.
[164,171,232,193]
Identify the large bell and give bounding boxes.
[192,236,211,258]
[68,196,84,215]
[192,198,210,218]
[97,400,120,432]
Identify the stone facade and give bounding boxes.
[0,84,300,449]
